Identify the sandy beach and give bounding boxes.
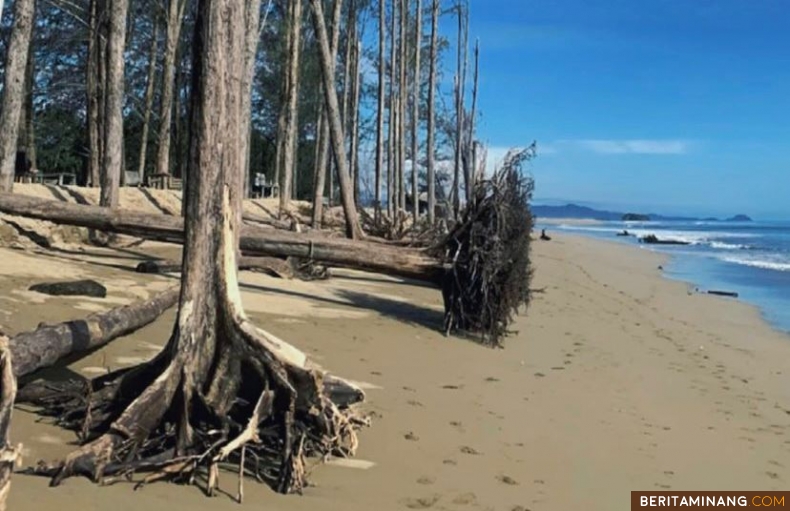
[2,226,790,510]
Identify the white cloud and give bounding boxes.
[576,139,689,155]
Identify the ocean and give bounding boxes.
[537,219,790,334]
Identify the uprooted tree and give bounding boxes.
[0,146,535,346]
[22,0,368,497]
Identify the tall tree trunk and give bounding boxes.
[240,0,263,200]
[387,0,400,216]
[279,0,302,214]
[100,0,128,208]
[410,0,421,224]
[467,38,479,188]
[86,0,102,187]
[309,0,363,239]
[350,37,361,207]
[459,3,469,201]
[451,2,463,218]
[25,0,365,496]
[340,0,354,160]
[311,90,329,227]
[375,0,386,217]
[426,0,438,224]
[0,0,35,192]
[310,0,343,228]
[154,0,187,178]
[19,38,36,171]
[136,21,159,181]
[397,0,406,214]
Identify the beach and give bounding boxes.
[3,231,790,510]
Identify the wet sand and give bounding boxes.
[2,232,790,510]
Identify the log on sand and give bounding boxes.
[0,192,442,283]
[137,256,302,280]
[0,156,535,347]
[9,287,180,378]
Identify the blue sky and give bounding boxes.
[457,0,790,219]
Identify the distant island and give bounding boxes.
[532,203,752,223]
[622,213,650,221]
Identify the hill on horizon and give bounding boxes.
[531,203,752,222]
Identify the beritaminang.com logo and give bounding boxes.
[631,492,789,509]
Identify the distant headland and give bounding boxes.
[532,203,752,223]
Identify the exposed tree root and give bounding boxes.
[431,146,536,347]
[24,189,369,496]
[0,336,22,511]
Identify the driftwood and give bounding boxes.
[9,286,179,378]
[0,337,21,511]
[707,290,739,298]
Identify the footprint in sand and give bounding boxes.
[766,471,781,480]
[534,372,546,378]
[443,459,457,466]
[416,476,435,485]
[405,432,420,441]
[460,446,481,455]
[408,400,424,407]
[403,495,441,509]
[442,384,463,390]
[451,493,478,505]
[485,377,500,382]
[497,474,519,486]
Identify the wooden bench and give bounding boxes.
[147,173,182,190]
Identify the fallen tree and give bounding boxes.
[9,287,179,378]
[0,149,535,346]
[0,191,442,282]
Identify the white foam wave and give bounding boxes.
[709,241,750,250]
[720,255,790,272]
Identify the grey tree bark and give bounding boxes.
[86,0,103,188]
[426,0,438,224]
[397,0,407,213]
[467,38,479,188]
[99,0,128,209]
[350,37,361,206]
[0,0,36,192]
[279,0,303,214]
[410,0,422,224]
[154,0,187,178]
[375,0,386,216]
[387,0,396,216]
[451,2,463,218]
[136,21,159,180]
[309,0,363,239]
[240,0,265,199]
[310,0,343,228]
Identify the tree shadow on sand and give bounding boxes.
[238,282,445,333]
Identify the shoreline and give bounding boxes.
[537,221,790,338]
[3,229,790,509]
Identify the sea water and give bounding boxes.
[538,219,790,334]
